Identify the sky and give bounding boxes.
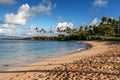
[0,0,120,37]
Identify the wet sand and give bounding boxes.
[0,41,119,80]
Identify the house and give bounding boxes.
[115,17,120,35]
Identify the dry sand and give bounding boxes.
[0,41,118,80]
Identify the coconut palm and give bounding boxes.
[35,27,39,32]
[101,16,107,24]
[84,26,89,31]
[57,27,61,33]
[79,26,83,31]
[107,18,112,25]
[66,27,72,35]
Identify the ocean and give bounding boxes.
[0,40,89,70]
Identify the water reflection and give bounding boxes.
[0,40,88,69]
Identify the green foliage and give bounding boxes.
[97,24,113,36]
[35,27,46,34]
[29,16,120,41]
[102,37,120,41]
[91,36,103,40]
[57,35,68,41]
[53,16,119,41]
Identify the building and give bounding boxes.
[115,17,120,35]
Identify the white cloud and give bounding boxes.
[55,22,74,32]
[90,18,100,26]
[25,25,38,36]
[4,4,30,25]
[0,23,47,37]
[56,16,63,20]
[0,0,16,5]
[4,0,54,25]
[0,25,37,37]
[0,28,17,36]
[0,0,55,37]
[31,0,53,15]
[0,23,16,36]
[2,24,16,29]
[93,0,108,7]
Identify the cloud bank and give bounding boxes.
[55,22,74,33]
[0,0,16,5]
[2,24,16,29]
[0,0,55,37]
[4,0,54,25]
[90,18,100,26]
[0,25,38,37]
[56,16,63,20]
[93,0,108,7]
[5,4,30,25]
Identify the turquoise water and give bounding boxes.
[0,40,89,70]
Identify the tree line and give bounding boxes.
[25,16,120,41]
[55,16,120,40]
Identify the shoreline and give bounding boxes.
[0,41,116,80]
[0,41,90,71]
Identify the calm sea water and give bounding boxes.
[0,40,89,70]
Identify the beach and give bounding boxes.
[0,41,120,80]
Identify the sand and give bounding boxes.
[0,41,119,80]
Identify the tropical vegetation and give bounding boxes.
[22,16,120,41]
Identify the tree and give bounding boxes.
[84,26,89,36]
[66,27,72,35]
[93,25,99,35]
[41,28,46,33]
[57,27,61,33]
[107,18,112,25]
[111,19,116,27]
[50,30,53,33]
[72,29,77,35]
[88,25,94,35]
[79,26,83,31]
[101,16,107,24]
[84,26,89,31]
[98,24,112,36]
[35,27,39,32]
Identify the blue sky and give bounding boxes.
[0,0,120,37]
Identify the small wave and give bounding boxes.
[0,64,13,69]
[77,47,88,51]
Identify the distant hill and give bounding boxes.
[0,35,25,40]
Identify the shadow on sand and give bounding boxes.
[0,69,120,77]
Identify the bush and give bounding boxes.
[102,37,120,41]
[91,36,103,40]
[57,35,68,41]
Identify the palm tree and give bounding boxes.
[41,28,45,33]
[35,27,39,32]
[101,16,107,24]
[84,26,89,31]
[93,25,99,35]
[110,19,117,36]
[71,29,77,35]
[57,27,61,33]
[50,30,53,33]
[107,18,112,25]
[111,19,116,27]
[66,27,72,35]
[79,26,83,31]
[88,25,94,35]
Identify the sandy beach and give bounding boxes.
[0,41,119,80]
